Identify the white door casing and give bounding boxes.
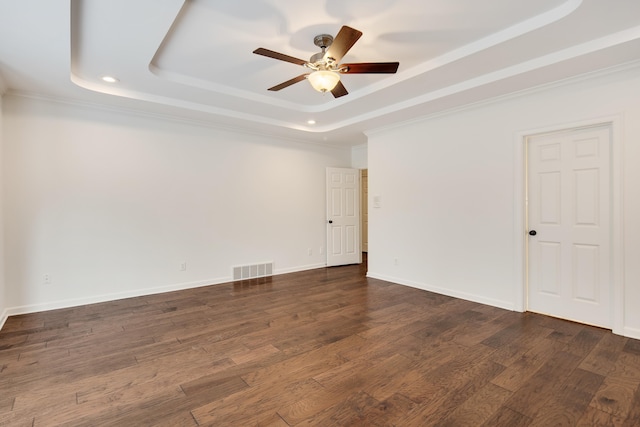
[326,167,360,266]
[527,125,611,328]
[361,169,369,253]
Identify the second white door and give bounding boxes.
[326,167,360,266]
[527,125,611,328]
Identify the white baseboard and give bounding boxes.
[622,326,640,341]
[4,276,233,318]
[366,271,516,312]
[4,267,640,340]
[0,308,8,331]
[366,272,640,339]
[275,263,326,275]
[0,263,328,327]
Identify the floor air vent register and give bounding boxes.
[232,262,273,281]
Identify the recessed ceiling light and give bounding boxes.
[101,75,119,83]
[307,120,316,125]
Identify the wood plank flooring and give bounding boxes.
[1,260,640,426]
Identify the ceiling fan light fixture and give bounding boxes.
[307,70,340,93]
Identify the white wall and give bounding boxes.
[2,95,350,315]
[351,144,368,169]
[367,63,640,338]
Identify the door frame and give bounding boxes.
[513,115,624,336]
[360,169,368,254]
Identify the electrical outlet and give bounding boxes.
[319,246,324,255]
[180,262,187,271]
[394,258,398,266]
[307,248,312,256]
[44,274,51,284]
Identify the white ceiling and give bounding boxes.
[1,0,639,146]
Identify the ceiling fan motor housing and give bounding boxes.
[313,34,333,49]
[310,34,335,68]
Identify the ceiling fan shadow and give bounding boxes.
[207,0,290,35]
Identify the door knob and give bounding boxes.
[529,230,537,236]
[328,220,333,224]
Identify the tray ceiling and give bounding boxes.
[1,0,639,146]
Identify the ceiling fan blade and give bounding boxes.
[253,48,307,66]
[341,62,400,74]
[331,80,348,98]
[325,26,362,63]
[268,74,309,91]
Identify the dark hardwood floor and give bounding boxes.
[1,259,640,426]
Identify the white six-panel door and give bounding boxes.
[326,167,360,266]
[527,125,611,328]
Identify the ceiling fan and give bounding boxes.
[253,26,399,98]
